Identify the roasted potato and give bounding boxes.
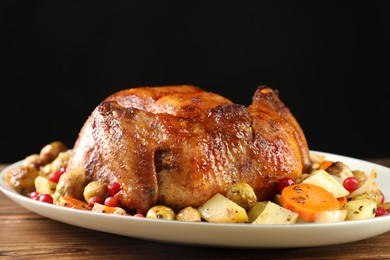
[146,205,176,220]
[252,201,299,224]
[83,181,108,202]
[39,151,70,178]
[247,201,268,223]
[54,167,86,203]
[39,141,67,164]
[198,193,248,223]
[34,176,57,194]
[22,154,44,169]
[302,169,350,198]
[176,206,202,222]
[343,198,377,220]
[5,166,39,196]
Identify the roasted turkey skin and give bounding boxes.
[66,85,312,214]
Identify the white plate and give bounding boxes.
[1,151,390,248]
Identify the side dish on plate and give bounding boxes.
[4,85,389,224]
[4,141,389,224]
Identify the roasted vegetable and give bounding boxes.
[176,206,202,222]
[54,167,86,203]
[146,205,176,220]
[39,141,67,164]
[280,183,341,222]
[343,198,377,220]
[34,176,57,194]
[198,193,248,223]
[39,151,70,178]
[57,196,89,210]
[22,154,44,169]
[226,182,257,210]
[302,169,350,198]
[325,161,354,180]
[252,201,299,224]
[247,201,268,223]
[83,181,108,202]
[92,202,127,215]
[5,166,39,196]
[312,209,347,223]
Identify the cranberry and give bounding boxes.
[375,207,388,217]
[39,194,53,204]
[104,196,119,207]
[30,191,41,200]
[277,177,295,193]
[107,181,121,196]
[343,177,360,193]
[49,170,65,183]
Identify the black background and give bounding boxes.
[1,1,390,163]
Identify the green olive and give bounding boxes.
[226,182,257,210]
[146,205,176,220]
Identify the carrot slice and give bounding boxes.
[91,203,129,215]
[58,196,89,210]
[318,160,333,171]
[337,197,348,207]
[280,183,340,222]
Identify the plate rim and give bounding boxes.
[1,150,390,249]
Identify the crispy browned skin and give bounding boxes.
[67,85,312,214]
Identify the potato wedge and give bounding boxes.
[247,201,268,223]
[303,169,349,198]
[343,199,377,220]
[34,176,57,194]
[198,193,248,223]
[252,201,299,224]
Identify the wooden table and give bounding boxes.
[1,160,390,260]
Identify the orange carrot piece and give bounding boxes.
[59,196,89,210]
[91,203,130,215]
[318,160,333,170]
[280,183,340,222]
[337,197,348,207]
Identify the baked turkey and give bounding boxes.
[66,85,312,214]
